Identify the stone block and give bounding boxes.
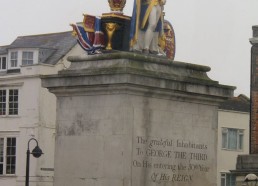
[42,52,234,186]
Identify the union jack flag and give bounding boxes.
[71,16,105,54]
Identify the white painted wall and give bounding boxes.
[217,109,250,186]
[0,43,84,186]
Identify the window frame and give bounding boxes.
[22,51,34,66]
[0,56,7,71]
[8,49,38,70]
[222,128,244,151]
[10,51,18,69]
[0,88,19,116]
[0,136,17,176]
[220,173,236,186]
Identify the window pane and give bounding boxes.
[0,138,3,163]
[226,174,230,185]
[13,96,18,102]
[6,137,16,174]
[2,57,6,69]
[228,129,237,150]
[10,52,18,68]
[14,103,18,109]
[13,89,18,95]
[23,52,27,58]
[6,165,11,174]
[222,132,227,149]
[11,52,17,59]
[9,96,13,102]
[11,147,16,155]
[9,89,13,95]
[8,89,18,115]
[11,61,17,67]
[239,134,243,150]
[22,51,33,65]
[221,174,226,186]
[0,164,3,175]
[11,157,16,165]
[7,156,13,164]
[225,173,236,186]
[7,138,11,146]
[0,57,6,70]
[231,175,236,186]
[0,90,6,101]
[6,156,10,164]
[0,104,6,115]
[10,138,15,146]
[13,109,18,115]
[0,90,6,115]
[10,165,15,174]
[7,147,11,155]
[7,137,15,146]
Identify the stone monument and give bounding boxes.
[42,51,234,186]
[42,1,235,186]
[230,25,258,185]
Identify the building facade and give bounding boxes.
[217,94,250,186]
[0,32,84,186]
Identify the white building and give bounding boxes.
[218,94,250,186]
[0,32,84,186]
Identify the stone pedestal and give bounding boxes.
[42,52,234,186]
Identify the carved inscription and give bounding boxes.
[132,136,210,183]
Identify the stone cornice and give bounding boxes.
[42,52,235,104]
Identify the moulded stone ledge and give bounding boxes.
[236,154,258,170]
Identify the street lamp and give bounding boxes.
[25,138,43,186]
[244,174,258,186]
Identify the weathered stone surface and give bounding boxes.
[42,52,234,186]
[253,25,258,38]
[250,26,258,44]
[236,154,258,170]
[231,154,258,186]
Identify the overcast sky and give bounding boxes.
[1,0,257,96]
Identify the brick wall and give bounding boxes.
[250,46,258,153]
